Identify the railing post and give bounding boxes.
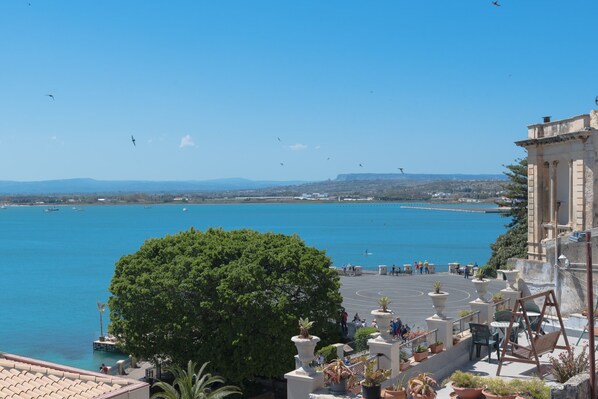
[426,317,454,351]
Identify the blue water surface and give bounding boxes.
[0,203,507,371]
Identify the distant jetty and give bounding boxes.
[400,205,510,214]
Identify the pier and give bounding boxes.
[400,205,510,213]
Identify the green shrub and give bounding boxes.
[549,347,589,383]
[479,265,496,278]
[511,378,550,399]
[354,327,378,352]
[318,345,339,363]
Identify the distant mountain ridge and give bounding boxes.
[0,178,307,195]
[335,173,506,181]
[0,173,506,195]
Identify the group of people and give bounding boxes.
[414,260,431,274]
[351,313,412,341]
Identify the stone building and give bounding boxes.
[516,110,598,261]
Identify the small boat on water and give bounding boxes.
[44,207,59,212]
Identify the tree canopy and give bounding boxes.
[487,158,528,271]
[108,228,342,383]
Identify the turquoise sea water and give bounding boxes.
[0,203,507,371]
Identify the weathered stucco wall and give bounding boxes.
[513,228,598,315]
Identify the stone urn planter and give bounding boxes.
[291,335,320,375]
[472,278,490,302]
[428,292,449,319]
[371,309,394,341]
[499,269,520,291]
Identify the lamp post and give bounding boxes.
[585,233,595,399]
[97,301,106,339]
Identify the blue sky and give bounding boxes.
[0,1,596,182]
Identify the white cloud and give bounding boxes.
[289,143,308,151]
[50,136,57,140]
[179,134,195,148]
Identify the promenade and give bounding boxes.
[339,272,506,330]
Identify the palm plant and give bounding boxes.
[151,360,241,399]
[298,317,314,338]
[96,301,106,338]
[378,296,391,312]
[433,281,442,294]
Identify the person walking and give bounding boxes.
[464,266,469,279]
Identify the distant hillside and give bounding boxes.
[335,173,506,181]
[0,178,307,195]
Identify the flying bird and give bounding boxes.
[280,162,284,166]
[492,1,500,6]
[359,163,363,167]
[398,168,404,174]
[131,135,136,146]
[45,94,54,100]
[595,96,598,105]
[327,157,331,161]
[277,137,281,142]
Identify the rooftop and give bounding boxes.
[0,353,148,399]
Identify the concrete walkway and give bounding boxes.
[340,272,506,330]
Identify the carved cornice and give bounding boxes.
[516,130,593,148]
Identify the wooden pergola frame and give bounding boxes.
[496,289,570,378]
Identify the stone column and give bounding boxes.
[332,343,344,359]
[568,159,573,227]
[470,301,494,325]
[500,289,521,310]
[367,339,402,378]
[285,371,324,399]
[426,317,454,351]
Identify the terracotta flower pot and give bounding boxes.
[429,343,444,354]
[481,389,516,399]
[413,350,429,362]
[451,385,484,399]
[383,387,407,399]
[411,393,436,399]
[399,361,411,371]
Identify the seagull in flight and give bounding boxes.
[131,135,136,146]
[398,167,404,174]
[492,1,500,6]
[45,94,54,100]
[359,163,363,167]
[277,137,281,142]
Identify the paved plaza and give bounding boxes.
[339,272,506,330]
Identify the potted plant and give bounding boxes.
[429,340,444,354]
[472,268,490,302]
[291,317,320,374]
[498,264,519,291]
[443,371,484,399]
[361,357,390,399]
[371,296,394,342]
[428,281,449,319]
[492,292,507,310]
[482,377,517,399]
[408,372,437,399]
[413,344,429,362]
[322,358,355,395]
[399,350,411,371]
[383,373,408,399]
[511,378,550,399]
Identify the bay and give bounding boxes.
[0,203,507,371]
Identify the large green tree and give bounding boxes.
[108,228,342,384]
[487,158,528,271]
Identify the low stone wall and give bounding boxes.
[550,372,594,399]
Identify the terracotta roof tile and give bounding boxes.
[0,354,148,398]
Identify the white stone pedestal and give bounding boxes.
[332,343,344,359]
[500,289,521,309]
[367,338,401,378]
[425,317,454,350]
[470,301,494,325]
[285,370,324,399]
